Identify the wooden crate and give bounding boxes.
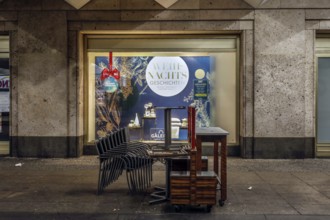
[170,171,217,205]
[171,156,208,172]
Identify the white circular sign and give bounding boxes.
[146,57,189,97]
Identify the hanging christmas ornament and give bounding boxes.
[100,52,120,80]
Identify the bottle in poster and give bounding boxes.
[134,113,140,127]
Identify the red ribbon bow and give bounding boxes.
[100,52,120,80]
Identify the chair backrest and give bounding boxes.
[95,140,105,155]
[118,127,130,143]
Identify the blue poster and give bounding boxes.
[95,56,213,140]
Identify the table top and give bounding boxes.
[196,127,229,136]
[154,106,186,110]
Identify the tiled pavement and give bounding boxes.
[0,156,329,220]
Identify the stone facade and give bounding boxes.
[1,0,329,158]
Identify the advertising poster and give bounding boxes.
[94,56,213,140]
[0,58,9,138]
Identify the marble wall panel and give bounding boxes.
[10,31,19,137]
[17,54,68,136]
[41,0,73,10]
[306,20,320,30]
[67,11,121,21]
[304,30,315,137]
[166,0,199,9]
[80,0,120,10]
[280,0,330,8]
[17,11,68,136]
[254,54,307,137]
[0,12,17,21]
[81,21,161,30]
[240,21,253,30]
[160,21,240,31]
[18,12,67,54]
[200,0,252,9]
[68,22,82,31]
[320,21,330,29]
[242,30,254,137]
[68,31,78,137]
[120,0,163,10]
[4,21,17,31]
[258,0,280,8]
[279,0,305,8]
[255,10,306,56]
[120,0,198,9]
[199,10,254,20]
[306,9,330,20]
[121,10,199,21]
[0,0,42,10]
[254,10,308,137]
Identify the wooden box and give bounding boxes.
[170,171,217,205]
[171,156,208,172]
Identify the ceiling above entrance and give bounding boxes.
[64,0,272,9]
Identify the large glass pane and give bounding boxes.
[317,57,330,143]
[0,35,9,155]
[86,37,238,145]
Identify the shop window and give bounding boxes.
[85,35,239,145]
[0,35,10,155]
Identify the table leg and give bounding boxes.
[220,137,227,202]
[213,141,219,176]
[149,158,171,205]
[164,109,171,150]
[196,137,202,171]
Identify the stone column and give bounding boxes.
[11,11,81,157]
[253,10,314,158]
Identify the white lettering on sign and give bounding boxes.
[0,76,9,89]
[151,129,165,140]
[146,57,189,97]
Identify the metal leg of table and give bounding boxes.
[149,158,172,205]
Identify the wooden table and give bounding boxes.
[195,127,229,206]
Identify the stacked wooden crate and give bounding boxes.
[170,106,218,212]
[170,151,217,206]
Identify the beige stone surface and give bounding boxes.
[281,0,330,8]
[200,0,252,9]
[4,21,17,31]
[320,20,330,29]
[0,12,17,21]
[239,20,253,30]
[81,21,161,30]
[67,11,121,21]
[304,30,315,137]
[121,10,199,21]
[306,20,320,30]
[241,30,254,137]
[306,9,330,20]
[258,0,280,8]
[0,22,4,31]
[120,0,164,9]
[17,11,68,136]
[254,10,308,137]
[82,0,120,10]
[160,21,241,31]
[199,10,254,20]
